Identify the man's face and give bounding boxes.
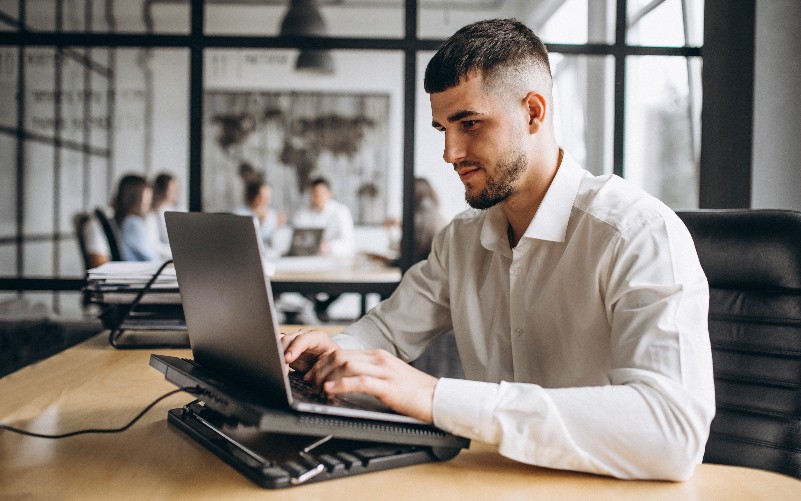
[256,185,271,210]
[310,184,331,210]
[430,73,530,210]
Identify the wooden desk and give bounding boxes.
[2,334,800,500]
[271,256,402,315]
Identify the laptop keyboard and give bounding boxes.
[288,372,364,409]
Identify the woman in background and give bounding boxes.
[234,178,285,250]
[410,177,447,263]
[113,174,159,261]
[146,172,179,259]
[380,177,448,265]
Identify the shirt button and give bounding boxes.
[511,267,520,276]
[514,328,523,337]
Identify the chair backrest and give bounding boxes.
[676,209,801,479]
[94,207,123,261]
[72,212,93,270]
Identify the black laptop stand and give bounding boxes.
[150,354,469,488]
[169,402,458,488]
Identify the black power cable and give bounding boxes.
[0,386,199,439]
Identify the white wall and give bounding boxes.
[751,0,801,210]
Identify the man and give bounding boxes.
[283,19,715,480]
[291,177,355,258]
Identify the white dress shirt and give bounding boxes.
[333,151,715,480]
[292,199,355,257]
[145,208,172,260]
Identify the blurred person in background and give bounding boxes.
[146,172,179,260]
[380,177,448,265]
[291,177,355,258]
[113,174,160,261]
[234,178,285,251]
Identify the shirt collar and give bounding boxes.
[480,149,586,251]
[521,150,584,243]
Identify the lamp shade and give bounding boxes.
[279,0,334,74]
[280,0,327,36]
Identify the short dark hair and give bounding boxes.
[244,179,268,205]
[424,18,551,95]
[309,177,330,190]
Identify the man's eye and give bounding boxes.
[462,120,478,129]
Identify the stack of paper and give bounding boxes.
[86,261,181,305]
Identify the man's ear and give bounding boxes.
[523,91,547,133]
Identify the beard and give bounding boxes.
[462,148,527,210]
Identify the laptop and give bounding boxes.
[163,211,423,425]
[286,227,324,256]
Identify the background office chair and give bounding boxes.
[94,207,123,262]
[72,212,93,271]
[677,209,801,479]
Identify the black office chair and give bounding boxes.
[677,209,801,479]
[73,212,93,271]
[94,207,123,261]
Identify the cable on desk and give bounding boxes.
[108,258,174,347]
[0,387,200,439]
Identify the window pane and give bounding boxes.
[0,47,16,130]
[0,0,19,31]
[89,154,111,210]
[0,245,15,276]
[24,141,55,235]
[25,47,56,136]
[24,0,56,31]
[108,0,189,34]
[23,241,53,276]
[419,0,614,44]
[624,56,701,209]
[59,238,82,278]
[204,49,403,227]
[550,53,615,176]
[627,0,704,47]
[22,0,189,33]
[61,50,86,145]
[206,1,403,38]
[89,54,111,151]
[112,48,189,182]
[59,148,83,234]
[0,134,16,237]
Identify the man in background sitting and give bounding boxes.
[291,177,355,258]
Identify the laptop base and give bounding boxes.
[150,354,469,449]
[168,402,450,489]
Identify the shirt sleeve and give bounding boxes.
[432,215,715,481]
[333,227,454,360]
[326,203,355,257]
[121,217,159,262]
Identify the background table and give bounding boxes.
[2,332,800,500]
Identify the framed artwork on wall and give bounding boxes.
[204,90,391,225]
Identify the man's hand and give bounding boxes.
[305,349,438,424]
[282,328,339,373]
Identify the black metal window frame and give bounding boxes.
[0,0,702,294]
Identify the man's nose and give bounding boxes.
[443,132,466,164]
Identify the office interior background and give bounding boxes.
[0,0,800,318]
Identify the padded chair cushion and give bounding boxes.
[678,209,801,290]
[677,209,801,479]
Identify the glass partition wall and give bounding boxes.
[0,0,703,313]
